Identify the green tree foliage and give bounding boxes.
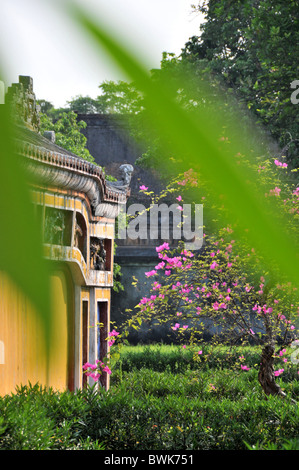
[39,110,95,163]
[66,95,99,114]
[37,99,55,115]
[96,80,144,114]
[183,0,299,166]
[39,81,144,117]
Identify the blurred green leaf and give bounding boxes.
[0,97,51,350]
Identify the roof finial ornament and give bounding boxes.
[108,163,134,191]
[6,75,40,133]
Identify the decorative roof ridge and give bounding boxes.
[16,137,128,204]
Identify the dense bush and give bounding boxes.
[0,345,298,450]
[0,383,105,450]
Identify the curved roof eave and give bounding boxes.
[14,125,129,218]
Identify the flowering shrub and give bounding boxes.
[83,360,112,381]
[123,156,299,397]
[82,328,120,381]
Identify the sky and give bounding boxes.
[0,0,204,108]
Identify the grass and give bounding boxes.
[0,343,298,450]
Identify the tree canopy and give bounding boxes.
[39,110,95,163]
[182,0,299,167]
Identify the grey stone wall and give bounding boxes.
[77,113,163,198]
[78,114,140,166]
[112,246,157,341]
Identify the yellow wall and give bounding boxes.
[0,267,74,396]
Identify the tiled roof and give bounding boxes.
[15,124,128,206]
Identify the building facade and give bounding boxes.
[0,77,130,395]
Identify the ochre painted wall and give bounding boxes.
[0,267,74,396]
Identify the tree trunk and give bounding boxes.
[258,344,286,398]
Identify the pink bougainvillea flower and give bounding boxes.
[269,186,281,197]
[155,261,165,270]
[198,350,202,355]
[292,187,299,197]
[90,372,101,381]
[176,195,182,201]
[177,205,183,211]
[165,270,171,276]
[156,242,170,252]
[274,369,284,377]
[109,329,119,337]
[153,282,161,290]
[181,249,194,258]
[252,304,262,313]
[103,366,112,375]
[182,325,188,329]
[145,269,157,277]
[241,365,250,371]
[274,159,288,168]
[210,261,218,269]
[139,185,148,191]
